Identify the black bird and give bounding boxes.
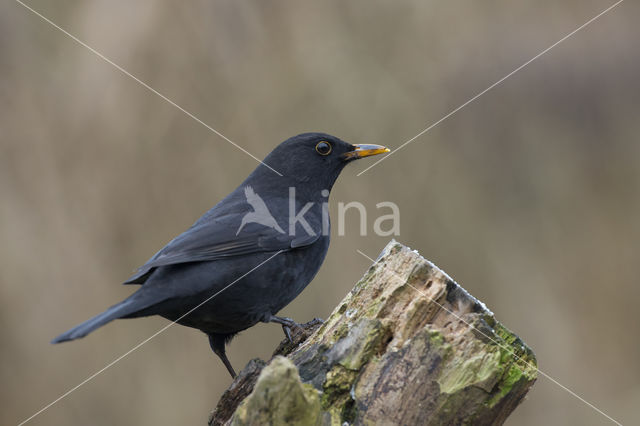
[52,133,389,377]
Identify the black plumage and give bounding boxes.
[52,132,389,377]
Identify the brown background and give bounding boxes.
[1,1,638,425]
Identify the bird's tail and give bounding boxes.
[51,297,154,344]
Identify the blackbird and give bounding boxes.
[52,133,389,377]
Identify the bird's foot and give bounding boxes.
[268,316,325,343]
[308,317,324,326]
[282,325,293,343]
[270,317,326,357]
[268,315,302,343]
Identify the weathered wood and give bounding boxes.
[209,241,537,426]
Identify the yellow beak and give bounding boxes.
[342,144,391,160]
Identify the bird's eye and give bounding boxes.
[315,141,332,156]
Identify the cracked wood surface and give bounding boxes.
[209,240,537,426]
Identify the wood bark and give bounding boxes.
[209,240,537,426]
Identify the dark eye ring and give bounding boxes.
[315,141,332,156]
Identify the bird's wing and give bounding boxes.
[123,215,320,284]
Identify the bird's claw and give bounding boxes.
[282,324,293,343]
[309,317,324,326]
[269,316,325,343]
[269,315,302,343]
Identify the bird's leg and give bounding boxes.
[208,334,237,379]
[268,315,302,343]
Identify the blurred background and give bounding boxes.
[1,1,638,425]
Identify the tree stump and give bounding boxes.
[209,241,537,425]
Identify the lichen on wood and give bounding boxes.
[230,357,322,426]
[209,240,537,426]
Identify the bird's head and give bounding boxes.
[255,132,389,193]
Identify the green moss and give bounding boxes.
[338,319,387,371]
[429,328,446,347]
[321,364,358,407]
[321,365,360,426]
[438,349,502,395]
[332,322,350,342]
[486,363,525,407]
[494,323,518,347]
[485,324,537,408]
[231,357,321,426]
[364,296,385,318]
[319,320,387,424]
[493,323,537,379]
